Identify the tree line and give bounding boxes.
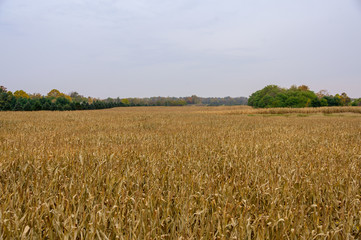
[248,85,361,108]
[105,95,247,107]
[0,86,248,111]
[0,87,125,111]
[3,84,357,111]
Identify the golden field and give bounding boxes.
[0,106,361,239]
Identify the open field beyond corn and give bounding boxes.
[1,106,361,239]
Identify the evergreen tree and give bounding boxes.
[42,102,51,110]
[23,102,32,111]
[32,100,42,111]
[2,103,11,111]
[57,105,64,111]
[13,101,23,111]
[63,104,72,111]
[50,103,58,111]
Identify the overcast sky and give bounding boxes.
[1,0,361,98]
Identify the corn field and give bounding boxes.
[0,106,360,239]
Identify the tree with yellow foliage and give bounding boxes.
[298,85,310,91]
[14,90,30,99]
[47,89,72,102]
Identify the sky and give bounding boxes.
[1,0,361,98]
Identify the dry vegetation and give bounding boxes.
[198,106,361,115]
[0,106,361,239]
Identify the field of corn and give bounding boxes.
[0,106,361,239]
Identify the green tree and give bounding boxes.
[32,100,42,111]
[63,104,72,111]
[320,98,328,106]
[57,105,64,111]
[0,92,9,110]
[311,98,321,107]
[56,97,71,106]
[0,86,7,93]
[13,101,23,111]
[42,102,51,110]
[249,85,319,108]
[2,103,12,111]
[248,85,284,108]
[340,93,351,106]
[121,99,130,106]
[50,103,57,111]
[23,101,32,111]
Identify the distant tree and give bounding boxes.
[23,102,32,111]
[311,98,321,107]
[121,99,130,106]
[2,103,11,111]
[71,102,82,110]
[55,96,71,106]
[69,91,80,98]
[87,97,95,104]
[42,102,51,110]
[320,98,328,106]
[32,100,42,111]
[298,85,310,91]
[63,104,72,111]
[249,85,319,108]
[316,90,330,98]
[0,92,8,109]
[30,93,42,99]
[322,96,340,106]
[14,90,30,99]
[352,98,361,106]
[13,101,23,111]
[285,96,299,107]
[289,85,298,91]
[248,85,284,108]
[334,94,343,106]
[69,91,86,103]
[80,102,86,109]
[191,95,201,104]
[47,89,72,102]
[88,103,95,110]
[47,89,62,98]
[0,86,7,93]
[50,103,58,111]
[340,92,351,106]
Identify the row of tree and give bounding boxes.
[0,87,125,111]
[248,85,361,108]
[2,85,358,111]
[104,95,248,107]
[0,86,248,111]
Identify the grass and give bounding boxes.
[200,106,361,115]
[0,106,361,239]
